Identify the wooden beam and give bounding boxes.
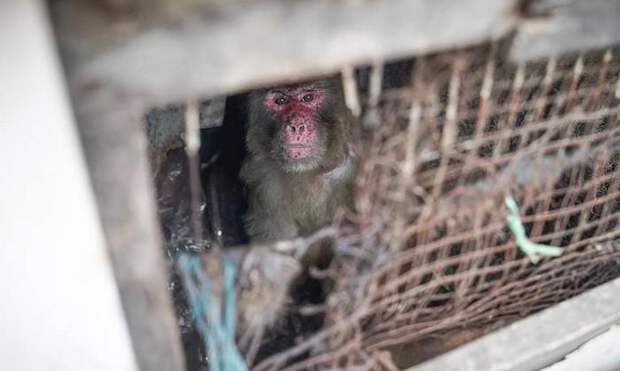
[542,326,620,371]
[408,276,620,371]
[52,0,516,103]
[70,80,187,371]
[66,86,186,371]
[511,0,620,62]
[50,2,187,369]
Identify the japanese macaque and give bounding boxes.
[240,78,358,245]
[236,78,357,360]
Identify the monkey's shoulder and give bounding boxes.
[324,155,357,184]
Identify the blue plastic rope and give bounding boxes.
[505,195,563,264]
[177,254,247,371]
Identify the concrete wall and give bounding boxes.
[0,2,138,370]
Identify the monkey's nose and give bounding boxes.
[287,124,306,133]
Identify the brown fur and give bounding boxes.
[240,78,357,243]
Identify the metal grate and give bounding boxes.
[249,42,620,370]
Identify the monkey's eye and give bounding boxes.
[302,93,314,102]
[274,96,288,105]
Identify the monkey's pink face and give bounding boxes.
[264,86,326,162]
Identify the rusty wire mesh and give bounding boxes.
[249,42,620,370]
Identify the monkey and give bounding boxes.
[236,77,358,361]
[240,77,358,246]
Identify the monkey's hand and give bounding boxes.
[234,246,300,363]
[237,247,301,331]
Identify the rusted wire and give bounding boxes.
[251,43,620,369]
[164,42,620,370]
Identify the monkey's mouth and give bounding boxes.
[285,144,314,160]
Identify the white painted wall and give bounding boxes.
[0,1,138,370]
